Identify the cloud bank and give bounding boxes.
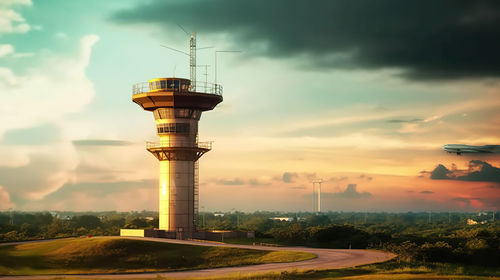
[282,172,298,183]
[113,0,500,80]
[333,184,372,199]
[0,34,99,207]
[430,160,500,183]
[72,139,133,147]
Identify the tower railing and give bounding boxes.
[133,81,223,96]
[146,141,212,150]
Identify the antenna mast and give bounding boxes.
[312,179,323,213]
[190,31,196,91]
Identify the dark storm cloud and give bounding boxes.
[420,190,434,194]
[216,178,245,186]
[429,160,500,183]
[112,0,500,80]
[333,184,372,199]
[282,172,298,183]
[460,160,500,182]
[386,119,423,124]
[430,164,453,180]
[72,139,133,146]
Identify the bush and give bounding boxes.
[420,241,453,262]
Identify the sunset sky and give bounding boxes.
[1,0,499,212]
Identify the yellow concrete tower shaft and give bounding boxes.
[154,107,201,233]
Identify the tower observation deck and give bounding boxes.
[132,78,222,238]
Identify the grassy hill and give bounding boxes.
[0,237,315,275]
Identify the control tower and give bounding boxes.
[132,77,222,238]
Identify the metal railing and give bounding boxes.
[146,141,212,150]
[132,81,223,96]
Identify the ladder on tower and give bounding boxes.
[194,160,199,228]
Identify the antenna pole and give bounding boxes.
[312,179,323,213]
[318,181,321,212]
[313,182,316,212]
[190,31,196,91]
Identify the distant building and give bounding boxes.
[271,217,293,222]
[467,219,478,225]
[214,213,225,217]
[466,218,488,225]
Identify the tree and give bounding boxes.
[73,215,102,230]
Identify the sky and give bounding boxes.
[0,0,499,213]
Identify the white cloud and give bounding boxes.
[0,44,14,57]
[0,0,32,34]
[12,52,34,58]
[54,32,68,39]
[0,43,34,59]
[0,35,99,136]
[0,0,32,6]
[0,67,17,85]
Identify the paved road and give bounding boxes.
[0,237,396,279]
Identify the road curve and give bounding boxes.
[0,236,396,279]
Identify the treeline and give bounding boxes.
[198,212,499,267]
[197,211,496,231]
[1,211,498,266]
[0,211,158,241]
[258,222,499,266]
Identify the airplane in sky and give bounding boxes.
[442,144,500,155]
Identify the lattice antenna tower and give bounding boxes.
[190,31,196,90]
[160,26,213,91]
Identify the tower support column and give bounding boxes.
[158,160,195,233]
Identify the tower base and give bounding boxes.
[120,228,255,241]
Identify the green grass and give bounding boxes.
[185,260,500,280]
[77,260,496,280]
[17,257,500,280]
[0,237,315,276]
[39,271,500,280]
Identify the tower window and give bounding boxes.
[157,123,190,134]
[154,108,201,120]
